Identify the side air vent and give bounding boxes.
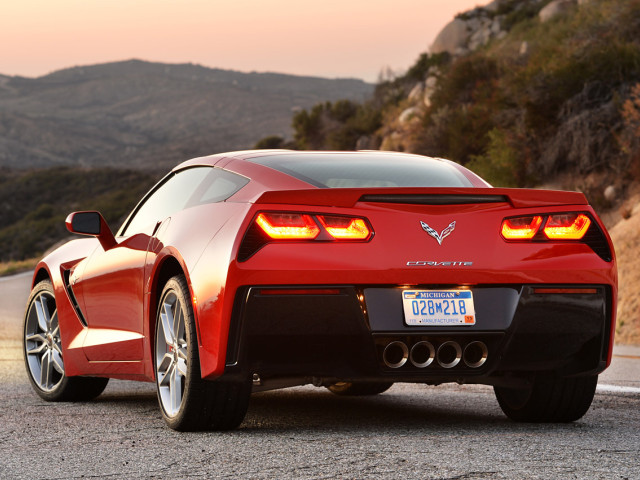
[63,269,88,327]
[359,194,509,205]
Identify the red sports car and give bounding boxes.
[23,150,617,430]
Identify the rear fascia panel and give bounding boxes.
[210,199,616,381]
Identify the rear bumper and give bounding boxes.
[222,284,613,386]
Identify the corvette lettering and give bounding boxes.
[406,261,473,266]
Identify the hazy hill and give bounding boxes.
[0,60,372,169]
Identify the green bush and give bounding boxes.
[254,135,287,149]
[467,129,521,187]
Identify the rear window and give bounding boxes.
[247,153,472,188]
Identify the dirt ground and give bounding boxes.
[609,196,640,344]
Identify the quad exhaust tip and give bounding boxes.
[382,341,408,368]
[382,340,488,369]
[437,341,462,369]
[409,341,435,368]
[463,341,488,368]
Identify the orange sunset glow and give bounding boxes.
[2,0,487,81]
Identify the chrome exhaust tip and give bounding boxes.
[383,341,409,369]
[463,341,488,368]
[409,341,435,368]
[437,341,462,369]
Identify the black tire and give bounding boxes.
[154,275,251,431]
[494,374,598,423]
[23,280,109,402]
[327,381,394,396]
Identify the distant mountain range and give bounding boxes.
[0,60,372,169]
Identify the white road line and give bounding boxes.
[597,384,640,394]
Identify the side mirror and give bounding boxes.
[65,211,117,251]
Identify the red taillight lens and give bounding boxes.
[318,215,372,240]
[255,213,320,239]
[239,211,374,261]
[543,213,591,240]
[501,215,543,240]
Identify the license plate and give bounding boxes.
[402,290,476,326]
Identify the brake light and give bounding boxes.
[543,214,591,240]
[239,211,374,261]
[255,213,319,239]
[318,215,372,240]
[501,216,543,240]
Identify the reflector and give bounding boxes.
[501,216,543,240]
[259,288,341,295]
[543,214,591,240]
[255,213,320,239]
[533,288,597,294]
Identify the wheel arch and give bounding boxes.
[146,253,200,379]
[32,266,52,287]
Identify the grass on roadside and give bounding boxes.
[0,258,38,278]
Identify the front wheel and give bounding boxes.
[155,275,251,431]
[23,280,109,402]
[494,374,598,422]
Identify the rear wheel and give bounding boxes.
[327,381,393,396]
[23,280,109,402]
[155,275,251,431]
[494,374,598,422]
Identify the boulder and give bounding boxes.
[380,131,407,152]
[604,185,616,202]
[408,82,424,103]
[539,99,620,174]
[539,0,577,23]
[398,106,423,125]
[485,0,501,12]
[423,76,438,108]
[425,76,438,89]
[469,21,493,51]
[430,18,470,55]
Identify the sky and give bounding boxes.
[1,0,487,82]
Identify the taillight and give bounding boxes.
[543,213,591,240]
[255,213,319,239]
[501,212,611,261]
[501,213,593,241]
[501,216,543,240]
[317,215,372,240]
[238,211,374,261]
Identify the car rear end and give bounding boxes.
[222,184,616,392]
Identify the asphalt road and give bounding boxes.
[1,273,639,479]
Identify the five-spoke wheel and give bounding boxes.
[154,275,251,431]
[24,282,64,393]
[155,287,188,417]
[23,280,109,401]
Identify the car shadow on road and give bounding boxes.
[240,386,557,434]
[87,382,596,435]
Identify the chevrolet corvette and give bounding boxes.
[23,150,617,430]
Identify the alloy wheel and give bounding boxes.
[155,290,188,417]
[24,290,64,392]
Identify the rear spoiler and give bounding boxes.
[254,187,588,209]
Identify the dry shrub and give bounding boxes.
[619,83,640,179]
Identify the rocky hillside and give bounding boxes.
[0,60,372,169]
[262,0,640,343]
